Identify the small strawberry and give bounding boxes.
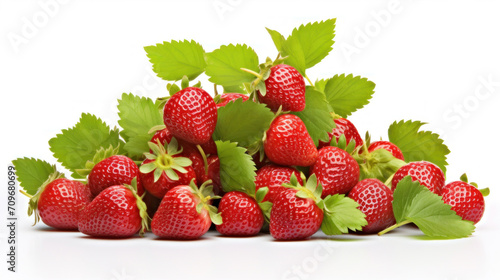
[348,179,395,233]
[140,138,197,199]
[318,118,363,149]
[368,141,405,161]
[254,164,303,203]
[163,87,217,145]
[78,181,149,238]
[205,155,223,196]
[216,93,249,108]
[216,191,264,237]
[441,174,488,224]
[264,114,318,167]
[27,172,92,230]
[392,161,445,195]
[88,155,143,197]
[310,146,360,198]
[151,181,222,239]
[258,64,306,112]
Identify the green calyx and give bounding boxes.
[140,138,192,182]
[354,147,406,188]
[123,178,150,236]
[75,144,121,178]
[189,180,222,225]
[283,173,323,204]
[255,187,272,222]
[26,171,65,226]
[241,54,285,100]
[460,173,490,197]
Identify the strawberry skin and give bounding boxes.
[310,146,360,198]
[348,179,395,233]
[254,164,303,203]
[78,185,145,238]
[216,93,249,108]
[37,179,92,230]
[216,191,264,237]
[163,87,217,145]
[270,188,323,240]
[441,181,485,224]
[318,118,363,149]
[392,161,445,195]
[258,64,306,112]
[264,114,318,167]
[88,155,143,197]
[151,185,211,239]
[368,141,405,161]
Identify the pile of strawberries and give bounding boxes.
[15,19,488,241]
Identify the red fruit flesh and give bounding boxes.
[348,179,395,233]
[254,164,303,203]
[318,118,363,149]
[392,161,445,195]
[368,141,405,161]
[310,146,360,198]
[216,93,249,108]
[441,181,485,224]
[216,191,264,237]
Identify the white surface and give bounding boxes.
[1,0,500,279]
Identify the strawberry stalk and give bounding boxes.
[377,220,412,236]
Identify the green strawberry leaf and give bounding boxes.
[205,44,260,87]
[49,113,125,179]
[215,140,257,196]
[11,158,56,196]
[321,74,376,117]
[382,176,475,239]
[213,98,274,148]
[291,86,335,146]
[144,39,206,81]
[320,194,367,235]
[388,120,450,174]
[117,93,163,158]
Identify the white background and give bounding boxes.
[1,0,500,279]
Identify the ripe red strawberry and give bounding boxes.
[310,146,360,198]
[163,87,217,145]
[318,118,363,149]
[216,93,249,108]
[258,64,306,112]
[78,183,149,238]
[264,114,318,167]
[254,164,303,203]
[216,191,264,236]
[441,179,486,224]
[27,173,92,230]
[151,181,221,239]
[88,155,143,197]
[204,155,223,196]
[140,138,197,199]
[392,161,445,195]
[348,179,395,233]
[368,141,404,161]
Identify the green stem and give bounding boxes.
[384,174,395,190]
[196,144,209,175]
[378,220,412,236]
[240,68,263,80]
[19,189,33,199]
[304,74,314,87]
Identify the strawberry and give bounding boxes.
[254,164,303,203]
[368,141,405,161]
[348,179,395,233]
[264,114,318,167]
[163,87,217,145]
[216,93,249,108]
[206,155,223,196]
[318,118,363,149]
[78,182,149,238]
[310,146,360,198]
[140,138,197,199]
[88,155,143,197]
[258,64,306,112]
[441,175,487,224]
[27,172,92,230]
[216,191,264,236]
[151,181,221,239]
[392,161,445,195]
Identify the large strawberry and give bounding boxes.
[368,141,404,161]
[216,191,264,237]
[151,181,221,239]
[392,161,445,195]
[310,146,360,198]
[441,175,487,224]
[88,155,143,197]
[140,138,197,199]
[78,182,149,238]
[258,64,305,112]
[163,87,217,145]
[318,118,363,149]
[254,164,303,203]
[264,114,318,167]
[216,93,249,108]
[348,179,395,233]
[27,172,92,230]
